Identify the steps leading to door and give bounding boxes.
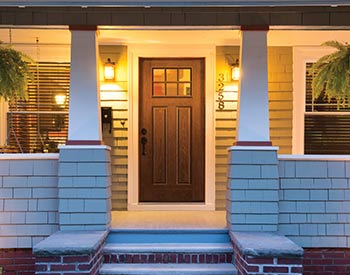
[100,229,237,275]
[106,228,231,243]
[100,263,236,275]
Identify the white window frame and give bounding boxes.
[292,46,335,154]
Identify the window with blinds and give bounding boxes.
[304,63,350,154]
[7,62,70,153]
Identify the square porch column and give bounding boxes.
[227,28,279,232]
[67,27,102,145]
[57,27,111,231]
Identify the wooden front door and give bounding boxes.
[139,58,205,202]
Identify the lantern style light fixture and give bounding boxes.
[231,59,240,81]
[104,58,116,81]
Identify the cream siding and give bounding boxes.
[104,45,293,211]
[100,45,128,211]
[215,46,293,210]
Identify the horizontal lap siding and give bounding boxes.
[215,46,293,210]
[215,46,239,210]
[100,45,128,211]
[268,47,293,155]
[105,46,293,210]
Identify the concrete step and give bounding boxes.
[107,229,230,244]
[99,263,237,275]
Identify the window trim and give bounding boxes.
[292,46,335,154]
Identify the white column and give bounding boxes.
[68,29,102,145]
[236,30,271,146]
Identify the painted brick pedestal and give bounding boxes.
[33,231,107,275]
[226,146,279,232]
[230,232,303,275]
[58,145,111,231]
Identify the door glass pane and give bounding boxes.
[166,69,177,82]
[166,83,177,96]
[152,67,192,97]
[179,69,191,82]
[179,83,192,96]
[153,69,165,81]
[153,83,165,96]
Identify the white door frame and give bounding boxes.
[127,44,216,211]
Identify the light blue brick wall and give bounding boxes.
[279,157,350,248]
[0,154,59,249]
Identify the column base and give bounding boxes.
[66,140,103,145]
[234,141,272,146]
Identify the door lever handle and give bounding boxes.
[141,136,148,155]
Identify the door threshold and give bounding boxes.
[111,211,226,229]
[128,202,215,211]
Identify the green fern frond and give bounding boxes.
[311,40,350,109]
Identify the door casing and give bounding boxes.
[128,44,215,210]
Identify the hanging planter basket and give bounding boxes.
[0,42,32,101]
[311,40,350,110]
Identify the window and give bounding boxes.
[304,63,350,154]
[7,62,70,153]
[152,68,192,96]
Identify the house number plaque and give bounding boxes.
[217,73,225,110]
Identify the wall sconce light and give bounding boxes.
[104,58,116,81]
[231,59,240,81]
[55,94,66,106]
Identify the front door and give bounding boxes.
[139,58,205,202]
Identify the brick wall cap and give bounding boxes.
[58,145,111,151]
[230,231,303,258]
[228,146,279,152]
[33,230,107,256]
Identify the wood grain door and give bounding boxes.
[139,58,205,202]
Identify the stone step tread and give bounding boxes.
[99,263,237,275]
[107,230,230,244]
[109,229,229,233]
[104,243,234,253]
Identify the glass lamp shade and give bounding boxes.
[55,94,66,105]
[232,66,240,81]
[104,58,116,81]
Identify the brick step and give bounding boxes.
[103,243,233,264]
[99,263,238,275]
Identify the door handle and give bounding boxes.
[141,136,148,155]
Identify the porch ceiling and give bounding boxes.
[1,27,350,47]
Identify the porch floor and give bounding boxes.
[111,211,227,230]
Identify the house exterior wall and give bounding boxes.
[216,46,293,210]
[268,47,293,154]
[0,155,59,248]
[99,45,129,211]
[279,156,350,248]
[227,152,350,248]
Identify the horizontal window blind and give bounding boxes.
[7,62,70,153]
[304,63,350,154]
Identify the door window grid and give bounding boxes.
[152,68,192,97]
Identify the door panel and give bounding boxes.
[139,58,205,202]
[176,107,191,185]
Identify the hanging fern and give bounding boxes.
[311,40,350,110]
[0,42,32,101]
